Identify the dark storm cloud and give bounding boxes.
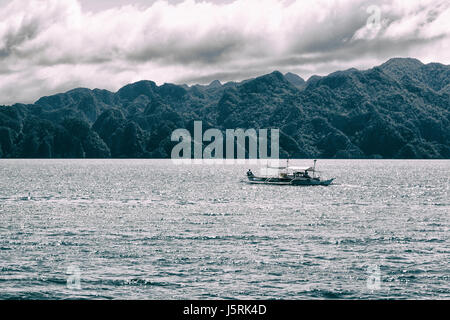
[0,0,449,104]
[126,30,246,65]
[0,17,40,58]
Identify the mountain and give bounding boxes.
[284,72,305,88]
[0,58,449,159]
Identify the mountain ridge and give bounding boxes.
[1,57,449,159]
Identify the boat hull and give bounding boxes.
[291,178,334,186]
[246,176,334,186]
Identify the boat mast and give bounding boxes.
[313,159,317,178]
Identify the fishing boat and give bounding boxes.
[245,160,334,186]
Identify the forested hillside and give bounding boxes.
[1,58,449,159]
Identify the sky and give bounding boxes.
[0,0,449,105]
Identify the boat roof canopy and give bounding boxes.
[268,166,314,172]
[288,166,314,172]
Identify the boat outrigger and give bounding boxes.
[245,160,334,186]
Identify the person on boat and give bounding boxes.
[247,169,254,177]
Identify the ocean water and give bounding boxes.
[0,159,448,300]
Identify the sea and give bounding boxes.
[0,159,448,299]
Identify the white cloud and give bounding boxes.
[0,0,449,105]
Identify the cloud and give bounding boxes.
[0,0,449,105]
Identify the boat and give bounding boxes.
[245,160,334,186]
